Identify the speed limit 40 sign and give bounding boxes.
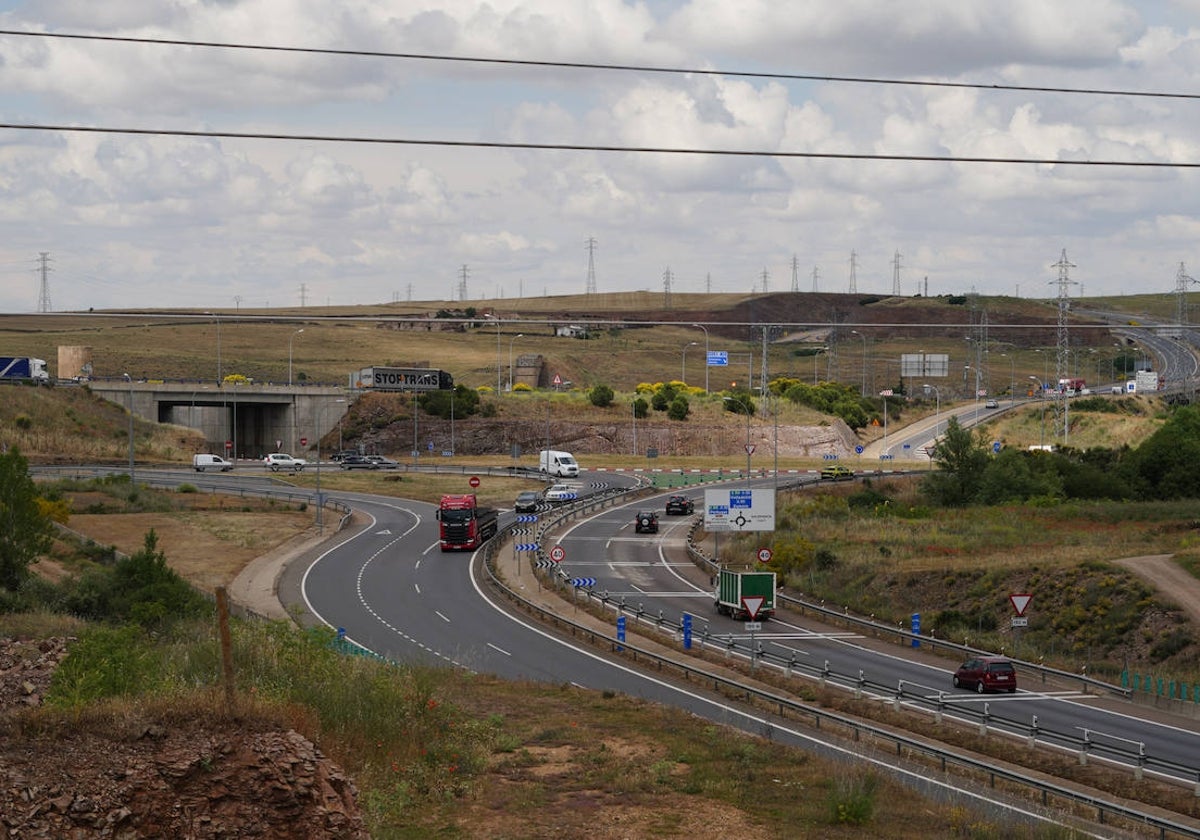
[757,547,773,563]
[549,545,566,563]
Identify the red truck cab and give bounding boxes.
[436,494,500,551]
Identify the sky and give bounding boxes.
[2,1,1200,312]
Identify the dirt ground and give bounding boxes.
[1115,554,1200,627]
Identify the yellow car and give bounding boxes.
[820,464,854,481]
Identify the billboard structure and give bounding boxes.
[900,353,949,378]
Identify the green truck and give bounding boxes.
[714,568,776,621]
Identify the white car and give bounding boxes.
[543,483,577,503]
[264,453,306,472]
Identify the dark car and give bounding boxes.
[340,454,379,470]
[634,511,659,533]
[953,657,1017,693]
[514,490,541,513]
[331,450,359,463]
[365,455,399,469]
[665,495,694,515]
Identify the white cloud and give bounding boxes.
[0,1,1198,311]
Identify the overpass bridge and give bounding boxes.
[88,380,350,460]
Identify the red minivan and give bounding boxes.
[953,657,1017,693]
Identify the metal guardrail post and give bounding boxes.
[855,669,864,699]
[979,702,990,737]
[894,680,903,712]
[1028,715,1039,749]
[1080,729,1091,767]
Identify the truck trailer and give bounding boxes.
[351,366,453,392]
[0,357,49,383]
[436,494,499,551]
[714,568,776,621]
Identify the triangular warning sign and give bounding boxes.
[1010,594,1032,616]
[741,596,765,620]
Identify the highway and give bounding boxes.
[286,474,1200,807]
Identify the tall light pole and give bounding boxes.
[315,398,346,535]
[723,396,753,486]
[508,333,523,391]
[411,391,419,466]
[1029,376,1046,447]
[288,328,304,386]
[204,312,222,384]
[691,323,709,392]
[495,319,502,393]
[681,341,698,383]
[1001,353,1016,407]
[922,383,941,438]
[851,330,868,397]
[123,373,135,492]
[631,398,638,457]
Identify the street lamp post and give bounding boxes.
[723,396,753,486]
[691,323,709,392]
[631,399,638,457]
[315,398,346,535]
[1001,353,1016,407]
[851,330,868,397]
[123,373,135,491]
[288,328,304,386]
[411,391,419,466]
[681,341,698,383]
[508,334,523,391]
[923,383,941,438]
[1029,376,1046,447]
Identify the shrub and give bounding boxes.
[588,384,614,407]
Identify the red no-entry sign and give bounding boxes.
[469,475,480,488]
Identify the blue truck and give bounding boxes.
[0,357,49,382]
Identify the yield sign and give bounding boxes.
[1010,593,1032,616]
[741,596,765,621]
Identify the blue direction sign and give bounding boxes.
[992,441,1002,453]
[570,577,597,588]
[515,514,539,523]
[515,543,539,552]
[706,350,729,367]
[855,445,864,454]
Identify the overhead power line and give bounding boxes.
[2,29,1198,102]
[0,121,1196,168]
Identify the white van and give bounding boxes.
[192,453,233,472]
[539,449,579,477]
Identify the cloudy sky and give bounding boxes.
[2,1,1200,312]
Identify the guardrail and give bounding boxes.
[480,527,1200,837]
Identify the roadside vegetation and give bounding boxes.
[718,407,1200,684]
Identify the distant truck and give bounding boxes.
[539,449,579,478]
[436,494,499,551]
[714,568,776,621]
[1057,377,1086,395]
[0,357,49,383]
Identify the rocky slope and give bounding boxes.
[0,636,368,839]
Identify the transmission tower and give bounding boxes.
[298,282,308,307]
[706,272,712,293]
[36,252,52,312]
[790,255,800,292]
[759,325,770,397]
[759,267,769,294]
[458,265,470,301]
[811,266,819,292]
[1174,262,1197,327]
[848,250,858,293]
[1049,249,1078,442]
[891,250,902,295]
[662,266,673,308]
[585,237,598,295]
